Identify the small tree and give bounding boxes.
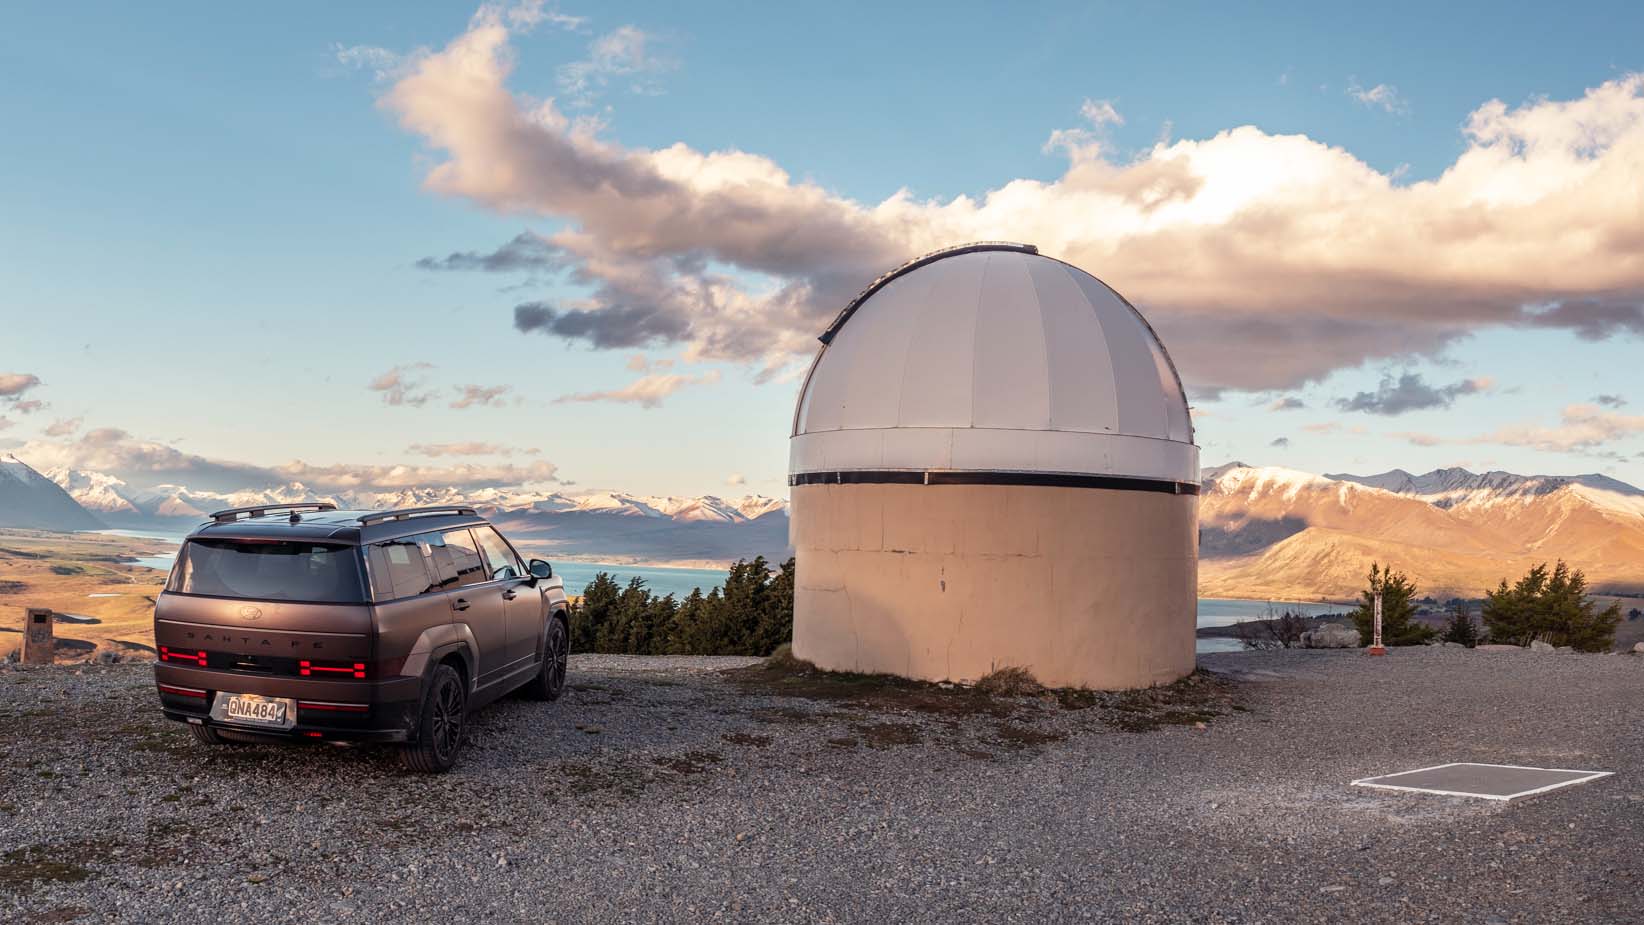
[1441,601,1479,647]
[1236,606,1309,650]
[1481,561,1621,652]
[1349,563,1434,647]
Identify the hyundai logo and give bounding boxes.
[238,605,263,621]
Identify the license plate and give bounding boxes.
[218,693,294,728]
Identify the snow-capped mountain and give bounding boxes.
[0,455,106,531]
[30,462,791,565]
[1202,464,1644,600]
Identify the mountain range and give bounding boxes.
[1199,463,1644,600]
[5,452,1644,594]
[8,456,791,568]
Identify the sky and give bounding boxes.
[3,0,1643,499]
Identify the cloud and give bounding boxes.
[1269,437,1290,448]
[377,11,1644,396]
[625,354,674,373]
[1301,422,1339,434]
[333,44,404,81]
[556,25,673,106]
[368,363,436,407]
[10,400,45,415]
[1594,394,1628,407]
[406,441,536,457]
[450,384,513,409]
[1268,396,1306,411]
[415,231,564,271]
[1335,372,1491,416]
[0,373,41,399]
[1347,79,1408,114]
[515,301,691,349]
[555,369,721,408]
[1043,98,1125,160]
[1398,404,1644,453]
[19,428,558,494]
[0,417,11,431]
[43,418,81,437]
[724,472,746,487]
[1477,404,1644,452]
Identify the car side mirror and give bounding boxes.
[529,559,553,580]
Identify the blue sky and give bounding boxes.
[3,1,1643,497]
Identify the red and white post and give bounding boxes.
[1368,591,1387,656]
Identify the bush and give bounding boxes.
[1349,563,1435,647]
[1235,607,1309,650]
[1441,602,1479,647]
[1480,561,1621,652]
[568,557,796,657]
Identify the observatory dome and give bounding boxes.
[791,243,1196,488]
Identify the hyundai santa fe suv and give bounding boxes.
[152,503,569,772]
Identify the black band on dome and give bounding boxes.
[788,470,1200,495]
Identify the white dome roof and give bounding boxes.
[790,243,1197,485]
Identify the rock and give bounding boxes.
[1303,624,1360,649]
[1633,642,1644,655]
[1556,646,1573,654]
[97,650,121,665]
[1530,640,1555,653]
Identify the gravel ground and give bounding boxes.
[1,647,1642,924]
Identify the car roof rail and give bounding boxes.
[210,502,338,524]
[357,505,478,526]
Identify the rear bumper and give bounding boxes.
[154,664,421,743]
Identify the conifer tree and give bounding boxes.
[1349,563,1434,646]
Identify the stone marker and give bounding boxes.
[22,608,55,665]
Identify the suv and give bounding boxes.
[152,503,569,772]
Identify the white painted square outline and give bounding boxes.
[1351,762,1614,801]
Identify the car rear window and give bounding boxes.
[169,539,367,603]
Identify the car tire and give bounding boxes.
[522,615,569,702]
[190,723,235,746]
[400,663,467,773]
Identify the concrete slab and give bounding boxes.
[1352,762,1612,800]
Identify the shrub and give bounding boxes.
[1235,607,1309,650]
[568,557,797,656]
[1481,561,1621,652]
[1441,602,1479,647]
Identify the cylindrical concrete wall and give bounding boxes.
[790,482,1198,690]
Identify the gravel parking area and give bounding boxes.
[2,647,1641,923]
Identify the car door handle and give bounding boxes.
[501,589,518,601]
[453,598,471,612]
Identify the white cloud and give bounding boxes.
[556,25,673,107]
[333,44,404,81]
[450,383,512,409]
[368,363,436,407]
[554,369,721,409]
[43,417,81,437]
[381,9,1644,397]
[1347,79,1408,115]
[724,472,746,487]
[1398,404,1644,453]
[406,441,537,457]
[19,428,558,494]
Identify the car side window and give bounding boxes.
[440,529,489,589]
[367,538,434,601]
[415,531,458,590]
[472,526,524,581]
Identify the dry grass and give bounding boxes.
[972,666,1044,697]
[0,529,169,662]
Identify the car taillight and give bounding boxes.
[157,683,207,698]
[299,659,367,679]
[158,646,207,666]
